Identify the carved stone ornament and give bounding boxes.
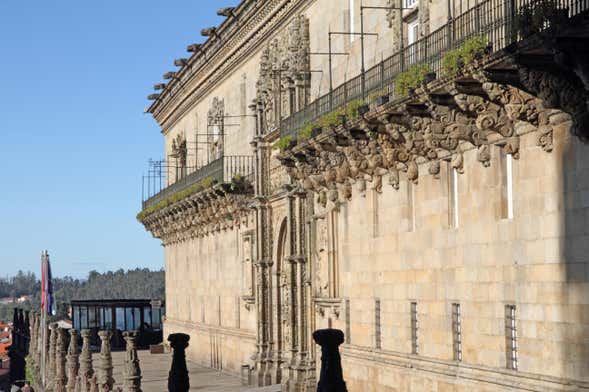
[139,183,254,246]
[275,51,577,201]
[256,15,310,132]
[170,133,187,168]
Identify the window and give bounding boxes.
[505,305,518,370]
[452,303,462,361]
[103,308,113,329]
[404,0,418,8]
[374,298,382,349]
[448,165,459,228]
[411,302,419,354]
[116,307,125,330]
[345,299,351,344]
[407,21,419,64]
[500,151,514,219]
[143,307,152,329]
[80,306,88,329]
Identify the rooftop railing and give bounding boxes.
[280,0,587,139]
[141,155,254,210]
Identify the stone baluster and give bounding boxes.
[123,331,142,392]
[313,329,347,392]
[97,330,114,392]
[55,328,68,392]
[167,333,190,392]
[66,329,80,392]
[77,329,94,392]
[47,322,58,390]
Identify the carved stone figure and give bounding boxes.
[207,97,225,160]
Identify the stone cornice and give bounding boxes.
[165,317,256,341]
[149,0,310,134]
[274,50,578,207]
[139,183,254,246]
[342,344,589,391]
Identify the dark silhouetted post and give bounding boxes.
[313,329,347,392]
[167,333,190,392]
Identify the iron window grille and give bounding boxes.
[411,302,419,354]
[505,304,518,370]
[452,303,462,361]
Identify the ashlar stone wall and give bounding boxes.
[314,122,589,390]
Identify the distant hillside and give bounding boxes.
[0,268,165,321]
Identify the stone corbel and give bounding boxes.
[314,298,342,320]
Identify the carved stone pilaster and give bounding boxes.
[66,329,80,392]
[123,331,142,392]
[97,330,114,392]
[387,0,403,52]
[77,329,94,392]
[256,15,310,132]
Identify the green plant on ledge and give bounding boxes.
[298,122,318,140]
[394,64,431,97]
[319,107,346,129]
[274,135,295,151]
[346,99,367,120]
[137,176,217,220]
[442,35,488,76]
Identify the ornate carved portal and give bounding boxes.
[256,15,311,133]
[207,97,224,162]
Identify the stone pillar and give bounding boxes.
[123,331,142,392]
[312,329,347,392]
[97,330,114,392]
[55,328,68,392]
[66,329,80,392]
[47,322,58,390]
[167,333,189,392]
[77,329,94,392]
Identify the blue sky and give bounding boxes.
[0,1,239,278]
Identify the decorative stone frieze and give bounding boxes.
[139,183,254,245]
[275,56,576,201]
[256,15,310,132]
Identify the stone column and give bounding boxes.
[167,333,189,392]
[313,329,347,392]
[97,330,114,392]
[77,329,94,392]
[66,329,80,392]
[55,328,68,392]
[47,322,58,390]
[123,331,142,392]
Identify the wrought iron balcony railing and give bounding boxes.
[280,0,587,139]
[141,155,254,210]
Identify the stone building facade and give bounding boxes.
[140,0,589,390]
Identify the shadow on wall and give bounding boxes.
[559,123,589,382]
